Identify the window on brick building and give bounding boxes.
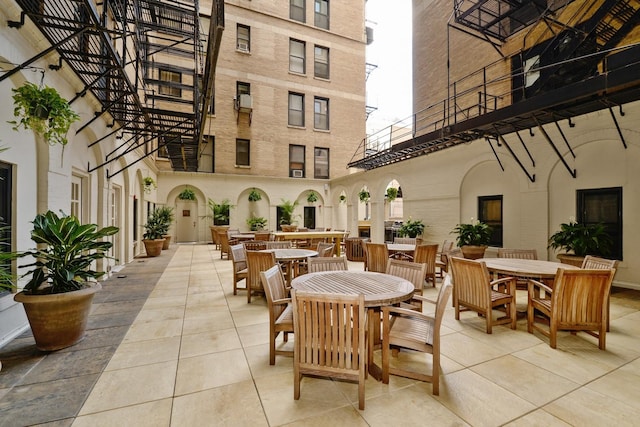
[289,145,305,177]
[236,139,250,166]
[314,45,329,79]
[290,0,305,22]
[314,97,329,130]
[314,0,329,29]
[289,39,306,74]
[288,92,305,127]
[314,147,329,179]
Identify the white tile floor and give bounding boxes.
[72,244,640,426]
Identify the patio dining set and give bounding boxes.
[220,232,618,410]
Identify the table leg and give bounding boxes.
[367,307,383,381]
[335,237,342,256]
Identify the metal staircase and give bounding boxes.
[2,0,225,174]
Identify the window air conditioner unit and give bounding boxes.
[292,169,303,178]
[238,94,252,112]
[237,42,249,52]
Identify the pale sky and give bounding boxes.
[365,0,412,134]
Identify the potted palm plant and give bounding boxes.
[142,209,166,257]
[207,198,233,245]
[279,199,299,231]
[156,206,175,250]
[548,219,613,266]
[451,219,493,259]
[2,211,118,351]
[10,82,80,146]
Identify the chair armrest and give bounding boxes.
[412,294,437,305]
[490,276,516,294]
[527,279,552,295]
[382,305,431,322]
[272,297,292,306]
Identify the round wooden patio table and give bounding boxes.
[261,248,318,287]
[291,271,415,380]
[477,258,580,280]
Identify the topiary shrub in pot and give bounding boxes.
[2,211,118,351]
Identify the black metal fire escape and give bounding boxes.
[349,0,640,173]
[3,0,225,174]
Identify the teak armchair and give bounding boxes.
[316,242,335,257]
[382,276,453,395]
[450,257,517,334]
[291,290,367,410]
[218,231,238,260]
[245,250,276,303]
[229,244,248,295]
[260,265,294,364]
[413,243,439,287]
[527,268,615,349]
[306,256,348,273]
[386,259,427,311]
[364,242,388,273]
[581,255,618,331]
[498,248,538,289]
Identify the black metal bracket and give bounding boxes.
[493,127,535,183]
[7,12,26,28]
[486,136,505,172]
[608,106,628,149]
[535,116,576,179]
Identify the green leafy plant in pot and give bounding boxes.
[398,218,425,238]
[142,209,167,257]
[451,219,493,259]
[178,186,196,201]
[548,219,613,266]
[10,82,80,146]
[207,198,233,246]
[3,211,118,350]
[156,206,175,249]
[279,199,299,231]
[247,215,267,231]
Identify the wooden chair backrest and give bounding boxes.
[386,259,427,291]
[307,256,348,273]
[365,242,389,273]
[345,237,366,261]
[246,250,276,292]
[260,265,289,320]
[219,231,235,257]
[316,242,335,257]
[551,268,615,327]
[498,248,538,260]
[414,244,438,275]
[230,244,246,270]
[265,240,292,249]
[243,240,267,251]
[450,257,492,308]
[292,290,366,379]
[394,237,417,245]
[254,231,271,241]
[581,255,618,270]
[227,228,240,237]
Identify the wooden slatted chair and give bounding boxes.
[292,290,367,410]
[254,231,271,241]
[386,259,427,311]
[498,248,538,289]
[345,237,366,262]
[260,265,294,364]
[527,268,615,349]
[316,242,335,257]
[381,276,453,395]
[364,242,388,273]
[218,231,238,260]
[265,240,292,249]
[436,240,454,279]
[245,250,277,303]
[581,255,618,331]
[413,244,439,287]
[394,237,417,245]
[243,240,267,251]
[306,256,348,273]
[450,257,517,334]
[230,244,248,295]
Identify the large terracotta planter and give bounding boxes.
[281,224,298,232]
[461,245,487,260]
[162,234,172,250]
[14,283,101,351]
[143,238,164,257]
[556,253,585,267]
